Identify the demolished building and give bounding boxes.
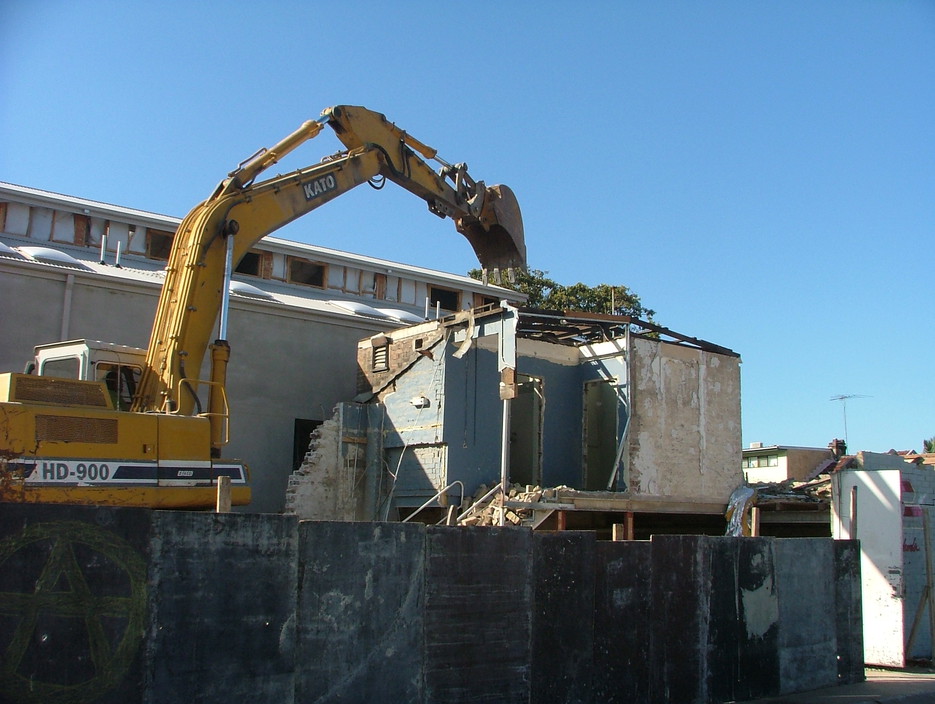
[286,303,744,535]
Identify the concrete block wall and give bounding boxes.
[0,506,862,704]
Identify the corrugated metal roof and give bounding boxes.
[0,234,422,328]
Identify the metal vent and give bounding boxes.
[14,376,109,408]
[36,415,118,444]
[372,345,389,372]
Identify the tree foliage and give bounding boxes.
[924,436,935,453]
[469,267,656,321]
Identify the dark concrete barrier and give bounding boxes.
[0,505,152,704]
[834,539,864,683]
[593,540,652,703]
[423,526,532,704]
[296,521,424,703]
[0,507,862,704]
[734,538,781,700]
[532,532,596,704]
[147,512,298,704]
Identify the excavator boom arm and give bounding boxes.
[133,106,525,417]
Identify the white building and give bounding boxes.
[741,441,839,484]
[832,450,935,667]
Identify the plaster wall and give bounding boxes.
[627,336,742,501]
[901,463,935,660]
[784,448,834,481]
[834,457,935,664]
[832,457,906,667]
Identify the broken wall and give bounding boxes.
[286,404,369,521]
[340,314,744,516]
[628,336,742,501]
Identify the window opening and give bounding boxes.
[236,251,261,276]
[147,229,174,260]
[288,257,326,288]
[510,374,544,487]
[583,379,618,490]
[429,286,459,313]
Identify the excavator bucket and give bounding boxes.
[459,184,526,272]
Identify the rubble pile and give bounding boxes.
[752,476,832,504]
[458,484,564,526]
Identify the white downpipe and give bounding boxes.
[218,234,235,340]
[499,397,511,526]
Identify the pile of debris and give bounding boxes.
[726,475,833,536]
[458,484,566,526]
[752,475,832,504]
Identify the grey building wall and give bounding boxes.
[0,256,386,513]
[222,305,384,512]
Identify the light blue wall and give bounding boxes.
[378,336,632,504]
[443,345,503,494]
[517,355,582,488]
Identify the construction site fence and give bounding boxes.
[0,506,863,704]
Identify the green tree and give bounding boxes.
[469,267,655,321]
[924,436,935,453]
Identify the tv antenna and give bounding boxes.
[830,394,870,444]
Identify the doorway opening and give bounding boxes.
[510,374,543,487]
[583,379,618,490]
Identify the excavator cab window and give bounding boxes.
[95,362,142,411]
[39,357,81,379]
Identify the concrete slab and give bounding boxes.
[531,531,596,703]
[774,538,837,693]
[296,521,425,703]
[834,539,865,684]
[735,538,781,700]
[148,511,298,703]
[650,534,713,702]
[593,540,652,703]
[424,526,532,704]
[0,505,151,704]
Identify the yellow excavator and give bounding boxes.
[0,105,525,508]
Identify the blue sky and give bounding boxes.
[2,1,932,454]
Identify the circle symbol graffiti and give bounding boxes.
[0,521,147,704]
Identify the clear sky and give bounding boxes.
[2,1,932,454]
